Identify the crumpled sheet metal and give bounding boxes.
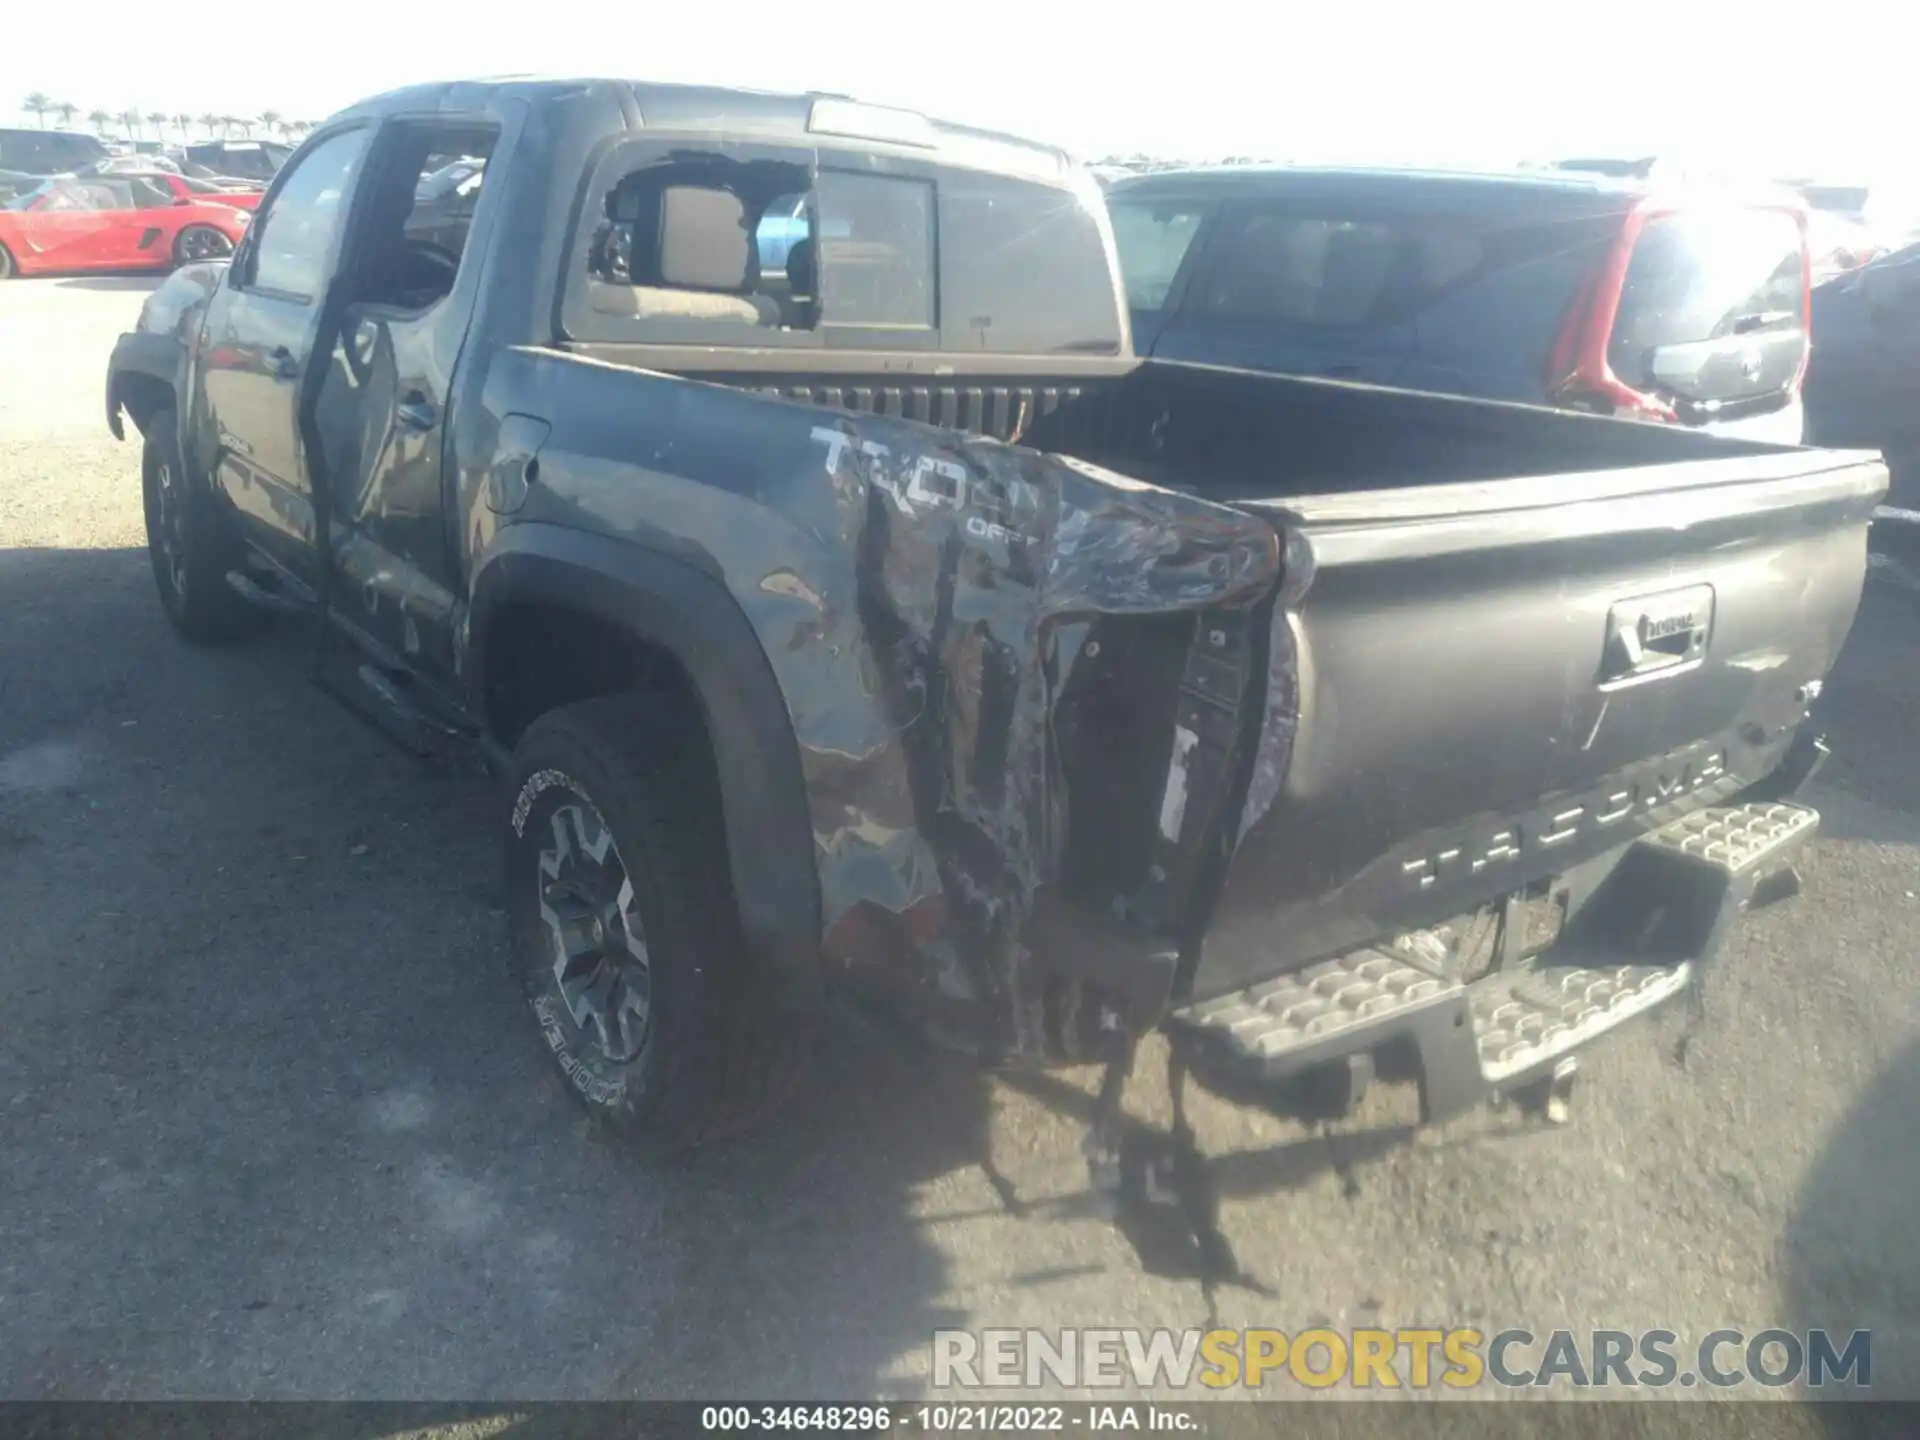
[749,411,1279,1029]
[531,378,1281,1045]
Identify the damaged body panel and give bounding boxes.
[107,76,1887,1144]
[464,346,1281,1057]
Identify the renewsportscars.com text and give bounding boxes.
[933,1327,1872,1391]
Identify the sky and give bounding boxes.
[3,0,1907,184]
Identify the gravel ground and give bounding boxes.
[1,277,1916,1414]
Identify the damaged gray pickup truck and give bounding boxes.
[106,79,1887,1152]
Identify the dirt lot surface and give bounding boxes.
[2,276,1916,1411]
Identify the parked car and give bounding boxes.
[68,161,263,206]
[106,80,1880,1159]
[141,170,263,210]
[1805,241,1920,508]
[0,126,110,178]
[180,139,291,182]
[1805,209,1888,284]
[0,174,248,278]
[402,156,489,255]
[1107,166,1813,444]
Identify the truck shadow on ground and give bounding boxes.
[1815,582,1920,825]
[8,543,1917,1409]
[48,274,168,293]
[2,545,1427,1405]
[1781,1037,1920,1407]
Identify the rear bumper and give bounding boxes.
[1164,796,1819,1123]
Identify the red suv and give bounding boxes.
[1107,167,1812,444]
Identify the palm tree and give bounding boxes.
[117,108,142,142]
[259,110,283,140]
[228,116,252,138]
[198,111,221,139]
[22,92,52,127]
[54,102,77,129]
[146,111,168,144]
[172,113,192,143]
[86,108,113,137]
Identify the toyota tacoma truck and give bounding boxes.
[105,79,1887,1152]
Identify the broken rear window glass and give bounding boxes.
[586,157,817,333]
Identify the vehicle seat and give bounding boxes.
[779,237,818,326]
[613,185,777,326]
[786,237,816,298]
[587,281,777,324]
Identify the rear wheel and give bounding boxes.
[0,243,15,280]
[141,406,256,642]
[172,225,233,267]
[504,696,805,1149]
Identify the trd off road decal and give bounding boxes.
[811,426,1039,547]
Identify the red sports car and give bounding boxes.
[144,170,264,211]
[0,173,250,279]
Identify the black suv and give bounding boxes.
[0,127,110,199]
[1107,166,1811,444]
[0,127,109,174]
[180,140,291,182]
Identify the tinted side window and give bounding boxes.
[1191,209,1397,326]
[1108,198,1206,313]
[1402,217,1616,382]
[1608,210,1805,376]
[939,173,1121,353]
[47,134,106,170]
[249,131,370,303]
[816,171,934,329]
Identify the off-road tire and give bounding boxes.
[504,695,807,1149]
[141,405,258,643]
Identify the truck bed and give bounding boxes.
[530,343,1885,1029]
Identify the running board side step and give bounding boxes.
[225,568,316,616]
[1166,799,1818,1124]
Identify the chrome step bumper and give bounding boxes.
[1166,800,1818,1121]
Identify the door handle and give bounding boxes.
[395,394,438,432]
[268,346,299,381]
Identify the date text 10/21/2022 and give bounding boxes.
[700,1406,1199,1432]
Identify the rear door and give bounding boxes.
[313,117,500,698]
[197,126,372,584]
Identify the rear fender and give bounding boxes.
[467,523,822,993]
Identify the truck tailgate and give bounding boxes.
[1191,447,1887,1001]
